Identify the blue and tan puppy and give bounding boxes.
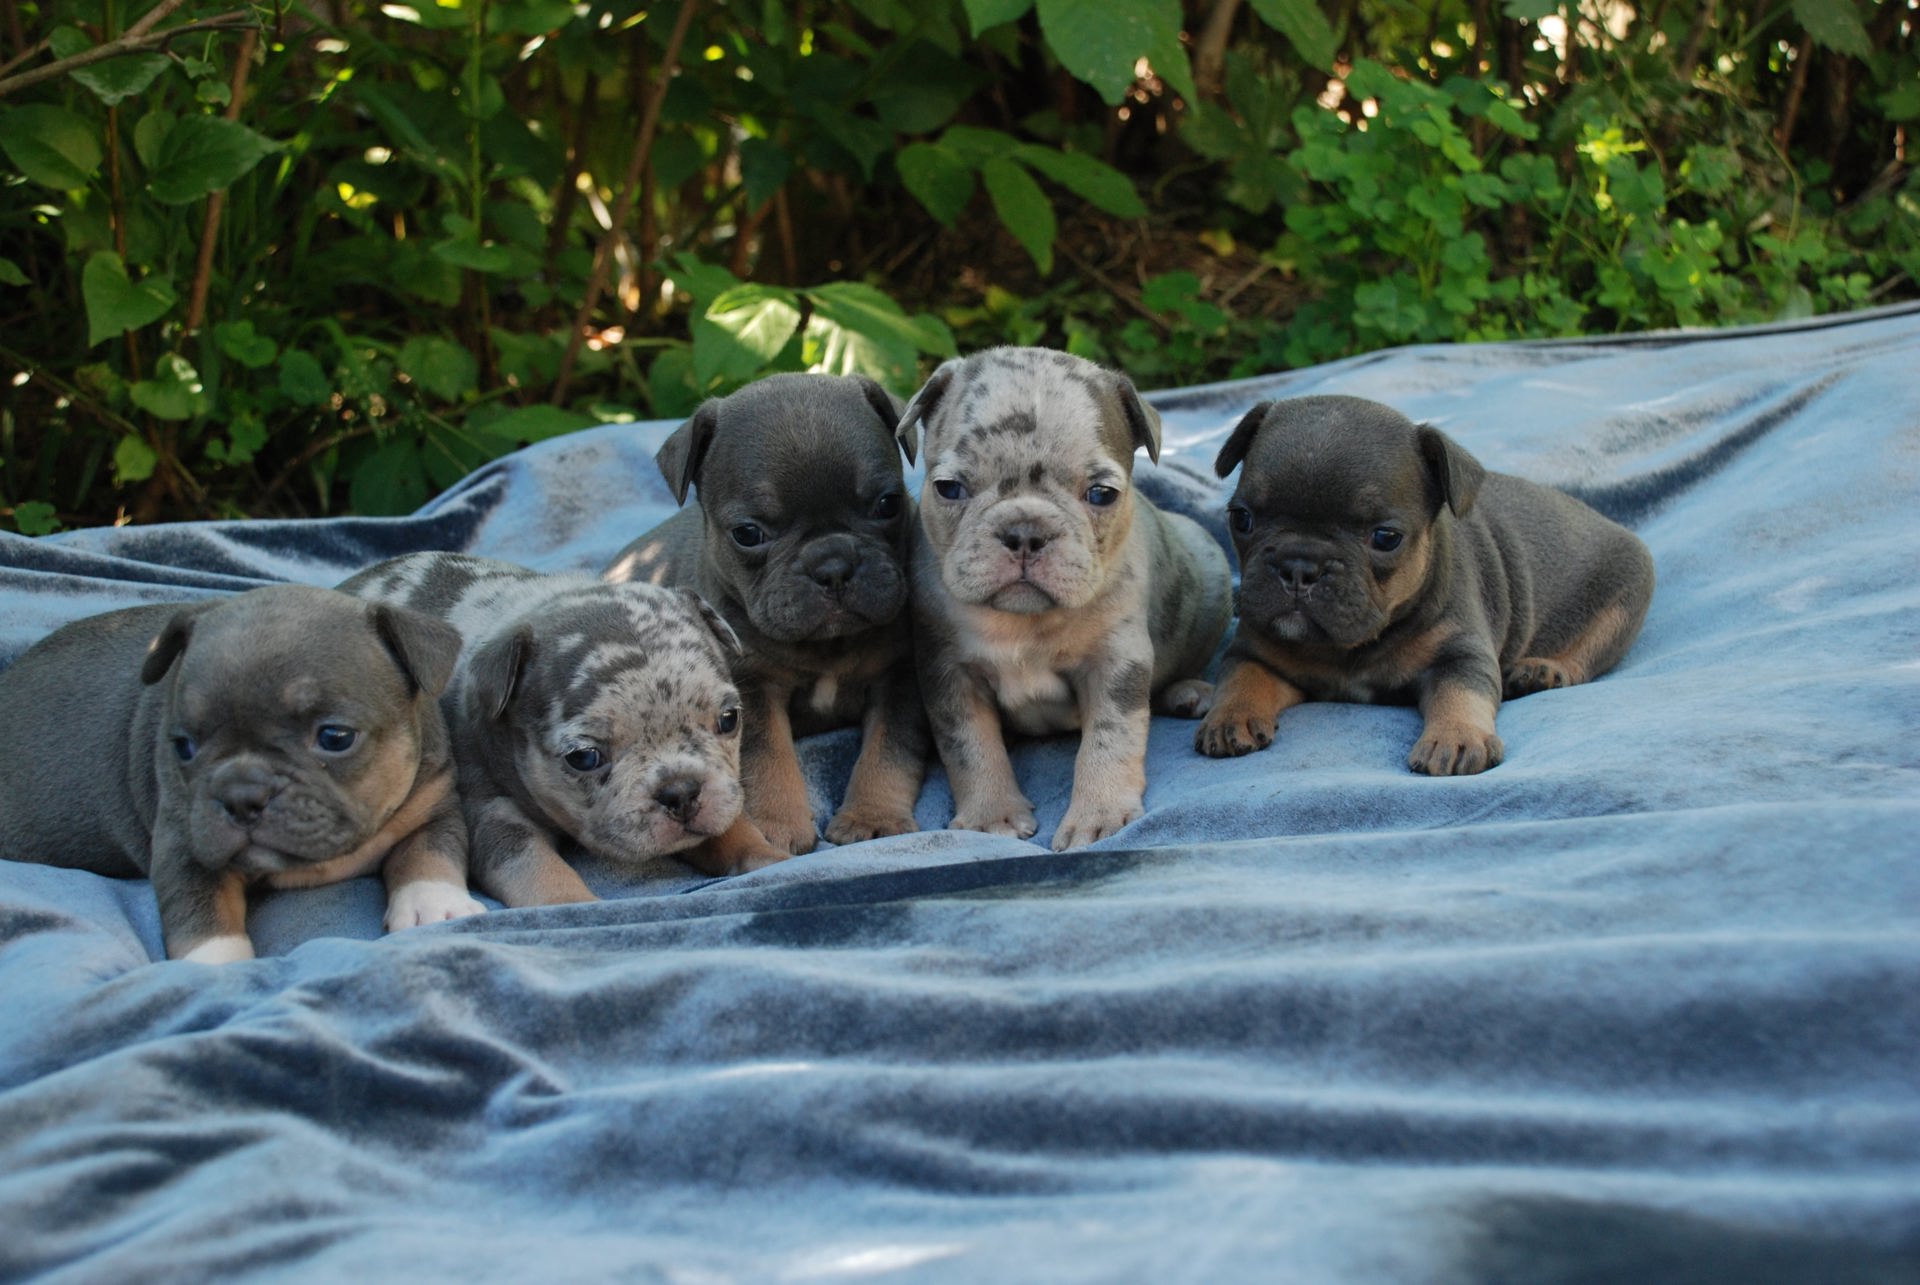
[1198,395,1655,773]
[0,585,474,962]
[604,374,927,854]
[344,554,783,902]
[898,348,1232,850]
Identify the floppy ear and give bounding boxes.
[469,625,533,722]
[1112,374,1163,465]
[678,589,742,659]
[1417,424,1487,518]
[852,375,904,441]
[140,607,204,685]
[1213,401,1274,479]
[894,359,961,466]
[370,603,462,699]
[655,399,722,505]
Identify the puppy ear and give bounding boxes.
[370,603,462,699]
[469,625,533,722]
[679,589,742,658]
[1417,424,1487,517]
[852,375,904,439]
[140,607,203,685]
[895,359,961,466]
[655,399,721,506]
[1213,400,1274,479]
[1113,374,1162,465]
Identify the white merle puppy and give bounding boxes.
[342,554,783,904]
[898,347,1232,850]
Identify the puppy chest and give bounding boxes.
[969,651,1081,734]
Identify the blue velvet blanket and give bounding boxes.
[3,308,1917,1280]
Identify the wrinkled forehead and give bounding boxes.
[930,355,1128,473]
[173,607,398,724]
[1243,415,1430,514]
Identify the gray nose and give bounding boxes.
[998,523,1049,555]
[654,777,703,824]
[217,778,277,828]
[1271,555,1324,592]
[806,552,856,590]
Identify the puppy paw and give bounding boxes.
[1504,657,1577,698]
[385,880,487,932]
[1408,727,1505,776]
[179,934,255,965]
[1051,799,1142,851]
[754,807,819,856]
[950,797,1039,840]
[823,803,918,846]
[1157,679,1215,720]
[1195,706,1276,758]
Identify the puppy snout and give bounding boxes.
[805,551,857,591]
[653,775,704,824]
[215,775,280,828]
[997,522,1051,556]
[1269,553,1326,593]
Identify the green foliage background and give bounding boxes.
[0,0,1913,530]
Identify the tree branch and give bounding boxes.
[0,6,257,99]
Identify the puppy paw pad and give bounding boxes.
[1407,730,1505,776]
[950,804,1039,840]
[823,809,918,846]
[1195,713,1275,758]
[385,882,487,931]
[1052,804,1142,851]
[1504,658,1575,697]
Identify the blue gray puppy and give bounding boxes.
[343,553,782,904]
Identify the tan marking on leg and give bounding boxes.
[685,814,790,876]
[825,708,925,845]
[1195,658,1307,758]
[1409,683,1504,776]
[1506,602,1635,697]
[742,696,817,855]
[472,799,595,908]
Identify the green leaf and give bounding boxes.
[0,105,104,190]
[70,52,171,106]
[214,320,278,368]
[1792,0,1871,58]
[897,142,976,226]
[739,137,791,212]
[693,283,803,386]
[980,156,1056,275]
[114,435,159,484]
[1245,0,1338,70]
[941,125,1020,164]
[1036,0,1194,105]
[11,501,60,536]
[133,110,174,169]
[472,405,596,445]
[963,0,1032,33]
[1882,80,1920,122]
[278,350,333,407]
[0,257,25,287]
[129,354,207,420]
[147,116,280,204]
[1013,145,1147,217]
[665,253,744,309]
[81,252,176,347]
[430,235,514,272]
[804,281,957,388]
[1500,0,1561,19]
[351,440,433,517]
[398,335,479,402]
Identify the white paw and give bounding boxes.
[180,933,255,965]
[1051,798,1143,851]
[950,798,1038,840]
[385,881,487,931]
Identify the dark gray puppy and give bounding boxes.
[604,373,928,855]
[1198,395,1656,774]
[345,552,782,902]
[0,585,473,963]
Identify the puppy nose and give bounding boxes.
[806,552,856,590]
[998,523,1050,555]
[1271,555,1324,592]
[653,777,703,824]
[217,779,277,828]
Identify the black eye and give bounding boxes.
[1228,505,1253,534]
[1370,528,1404,552]
[933,479,968,501]
[173,735,197,762]
[564,746,604,771]
[1085,485,1120,508]
[716,707,740,735]
[871,493,903,520]
[315,725,358,753]
[730,523,765,549]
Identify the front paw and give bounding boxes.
[1157,679,1214,719]
[753,803,819,856]
[1408,726,1505,776]
[385,880,487,931]
[824,802,918,846]
[1195,706,1276,757]
[1051,797,1142,851]
[1504,657,1576,698]
[950,796,1038,840]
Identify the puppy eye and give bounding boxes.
[1227,505,1254,534]
[314,725,358,754]
[1085,485,1120,508]
[1370,528,1404,552]
[564,746,604,772]
[729,524,766,549]
[871,493,903,520]
[932,479,969,501]
[716,707,740,735]
[173,735,197,763]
